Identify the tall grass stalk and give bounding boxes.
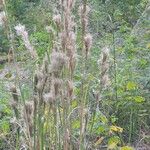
[78,0,93,149]
[12,0,111,149]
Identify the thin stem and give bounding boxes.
[129,108,133,143]
[112,3,118,101]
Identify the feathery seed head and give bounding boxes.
[53,14,62,27]
[101,62,109,76]
[44,92,55,103]
[101,74,110,88]
[10,85,17,93]
[67,80,74,97]
[50,51,68,73]
[36,82,43,93]
[10,85,18,102]
[100,46,110,89]
[42,56,49,74]
[36,70,44,81]
[0,11,6,26]
[10,100,17,108]
[69,31,76,44]
[66,31,76,57]
[78,5,90,16]
[68,55,76,75]
[53,78,63,96]
[15,24,26,36]
[67,0,75,10]
[102,46,110,57]
[15,24,37,59]
[61,31,67,49]
[45,26,54,33]
[24,102,33,136]
[100,47,110,67]
[25,102,33,115]
[34,70,43,93]
[84,33,92,52]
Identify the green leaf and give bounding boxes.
[72,120,80,129]
[71,100,78,108]
[134,96,145,103]
[97,125,106,133]
[111,116,118,123]
[0,120,10,133]
[110,125,123,133]
[4,72,12,78]
[94,137,104,147]
[121,146,134,150]
[100,115,108,124]
[126,82,137,90]
[108,136,120,149]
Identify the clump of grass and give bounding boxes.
[15,24,38,59]
[9,0,135,150]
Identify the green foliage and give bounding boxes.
[30,31,50,58]
[6,0,40,21]
[0,28,9,52]
[0,93,12,144]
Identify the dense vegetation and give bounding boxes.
[0,0,150,149]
